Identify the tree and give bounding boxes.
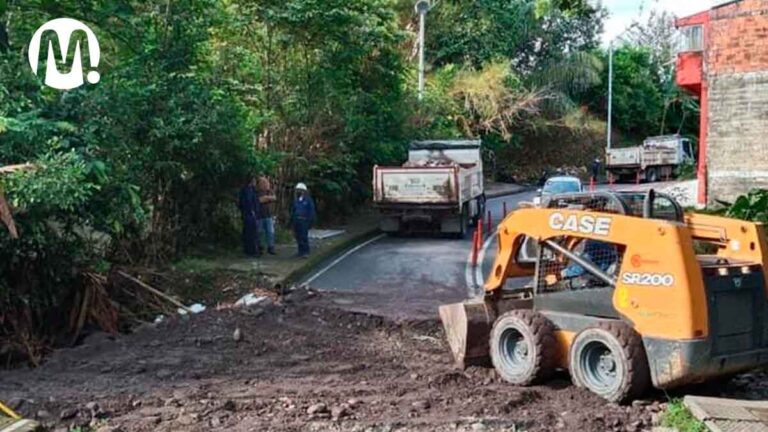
[587,46,663,141]
[627,8,700,140]
[423,0,605,70]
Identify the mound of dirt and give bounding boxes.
[0,293,662,431]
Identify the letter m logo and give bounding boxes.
[28,18,101,90]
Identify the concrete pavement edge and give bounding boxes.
[485,184,535,199]
[280,227,382,290]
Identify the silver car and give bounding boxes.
[533,176,583,205]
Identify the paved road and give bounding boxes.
[303,181,679,320]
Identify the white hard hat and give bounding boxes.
[295,182,308,191]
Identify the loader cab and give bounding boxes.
[524,191,684,319]
[520,191,683,264]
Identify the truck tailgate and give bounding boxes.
[642,147,678,166]
[374,167,458,204]
[607,147,640,166]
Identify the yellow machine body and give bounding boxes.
[440,191,768,392]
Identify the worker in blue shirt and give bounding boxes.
[238,177,261,257]
[290,183,316,258]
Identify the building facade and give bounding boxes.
[676,0,768,205]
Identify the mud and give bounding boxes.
[1,291,664,432]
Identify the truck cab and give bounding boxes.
[606,135,695,183]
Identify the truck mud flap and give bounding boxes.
[379,217,400,233]
[440,216,462,234]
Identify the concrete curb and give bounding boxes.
[280,227,382,289]
[485,184,535,199]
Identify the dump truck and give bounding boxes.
[440,190,768,402]
[606,135,694,182]
[373,140,484,237]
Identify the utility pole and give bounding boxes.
[415,0,430,101]
[607,41,614,150]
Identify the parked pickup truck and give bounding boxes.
[373,140,485,237]
[606,135,694,182]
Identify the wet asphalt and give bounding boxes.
[303,182,678,320]
[303,191,537,320]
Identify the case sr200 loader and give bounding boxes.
[439,191,768,402]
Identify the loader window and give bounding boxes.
[535,236,624,293]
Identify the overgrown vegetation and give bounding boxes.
[0,0,700,363]
[721,189,768,222]
[661,400,707,432]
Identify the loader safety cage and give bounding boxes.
[541,190,684,223]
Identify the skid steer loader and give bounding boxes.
[440,190,768,402]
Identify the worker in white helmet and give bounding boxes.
[290,183,316,258]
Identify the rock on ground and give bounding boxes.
[0,294,705,431]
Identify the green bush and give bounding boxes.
[722,189,768,222]
[661,400,706,432]
[676,161,697,180]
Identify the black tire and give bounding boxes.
[645,167,659,183]
[569,322,651,403]
[451,205,466,239]
[478,194,486,224]
[490,310,557,385]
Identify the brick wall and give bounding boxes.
[708,0,768,74]
[706,0,768,202]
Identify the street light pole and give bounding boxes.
[607,41,614,150]
[415,0,430,101]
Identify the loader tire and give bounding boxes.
[569,321,650,404]
[490,310,557,386]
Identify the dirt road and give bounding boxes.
[0,291,663,432]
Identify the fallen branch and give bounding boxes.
[70,284,92,346]
[117,271,193,314]
[0,163,35,174]
[0,191,18,239]
[0,163,35,239]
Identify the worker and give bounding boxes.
[256,176,277,255]
[561,239,617,288]
[537,170,548,187]
[591,157,602,183]
[238,176,261,257]
[290,183,316,258]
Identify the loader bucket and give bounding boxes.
[438,300,494,368]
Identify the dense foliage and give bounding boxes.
[0,0,700,360]
[722,189,768,223]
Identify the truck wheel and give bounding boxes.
[380,217,401,237]
[569,322,650,403]
[645,167,659,183]
[457,205,468,239]
[475,194,486,225]
[490,310,557,385]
